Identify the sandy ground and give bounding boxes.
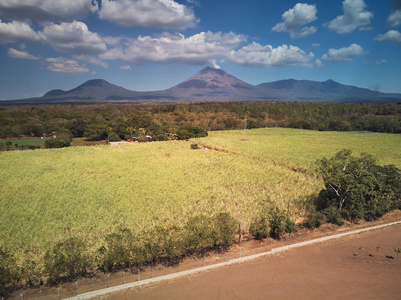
[99,224,401,300]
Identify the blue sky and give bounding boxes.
[1,0,401,100]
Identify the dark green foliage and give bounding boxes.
[213,213,237,248]
[304,208,327,228]
[316,149,401,223]
[44,237,90,284]
[323,206,345,226]
[106,132,120,142]
[85,123,109,141]
[177,125,208,140]
[45,138,70,148]
[0,247,20,298]
[249,216,269,240]
[185,215,216,251]
[190,143,199,149]
[268,208,296,238]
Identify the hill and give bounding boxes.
[3,67,401,103]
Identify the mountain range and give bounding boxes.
[3,67,401,104]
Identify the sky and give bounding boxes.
[0,0,401,100]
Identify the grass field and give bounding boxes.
[0,138,49,147]
[1,128,400,270]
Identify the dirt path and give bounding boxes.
[98,224,401,300]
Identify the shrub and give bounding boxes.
[213,213,237,248]
[0,247,20,298]
[185,215,216,251]
[268,208,295,238]
[249,216,269,240]
[323,206,345,226]
[106,132,121,142]
[44,237,90,284]
[190,143,199,149]
[304,208,327,228]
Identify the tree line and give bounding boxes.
[0,101,400,148]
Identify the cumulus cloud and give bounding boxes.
[321,43,366,62]
[45,57,89,74]
[0,19,39,44]
[7,47,40,60]
[100,31,247,68]
[0,0,97,21]
[272,3,317,38]
[98,0,199,30]
[73,55,109,68]
[39,21,107,55]
[228,42,314,68]
[387,10,401,27]
[375,30,401,42]
[328,0,373,34]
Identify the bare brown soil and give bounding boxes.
[99,224,401,300]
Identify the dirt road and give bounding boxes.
[99,224,401,300]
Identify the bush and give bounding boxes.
[45,138,70,148]
[213,213,237,248]
[323,206,345,226]
[190,143,200,149]
[268,208,295,238]
[44,237,90,283]
[106,132,121,142]
[249,216,269,240]
[0,247,20,298]
[304,209,327,228]
[185,215,216,251]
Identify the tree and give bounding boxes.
[316,149,401,222]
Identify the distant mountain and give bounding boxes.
[166,66,261,99]
[43,79,142,101]
[2,67,401,104]
[257,79,401,102]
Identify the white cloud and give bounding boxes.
[120,65,132,70]
[315,59,323,67]
[73,55,108,68]
[7,47,40,60]
[321,43,366,62]
[387,10,401,27]
[39,21,107,55]
[228,42,314,68]
[0,19,39,44]
[375,30,401,42]
[291,26,317,38]
[0,0,97,21]
[100,31,247,68]
[328,0,373,34]
[312,43,321,47]
[98,0,199,30]
[272,3,317,38]
[45,57,89,74]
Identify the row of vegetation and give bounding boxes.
[2,149,400,297]
[1,101,400,145]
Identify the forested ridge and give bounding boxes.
[1,101,401,144]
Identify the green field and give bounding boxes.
[1,128,401,273]
[0,138,49,147]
